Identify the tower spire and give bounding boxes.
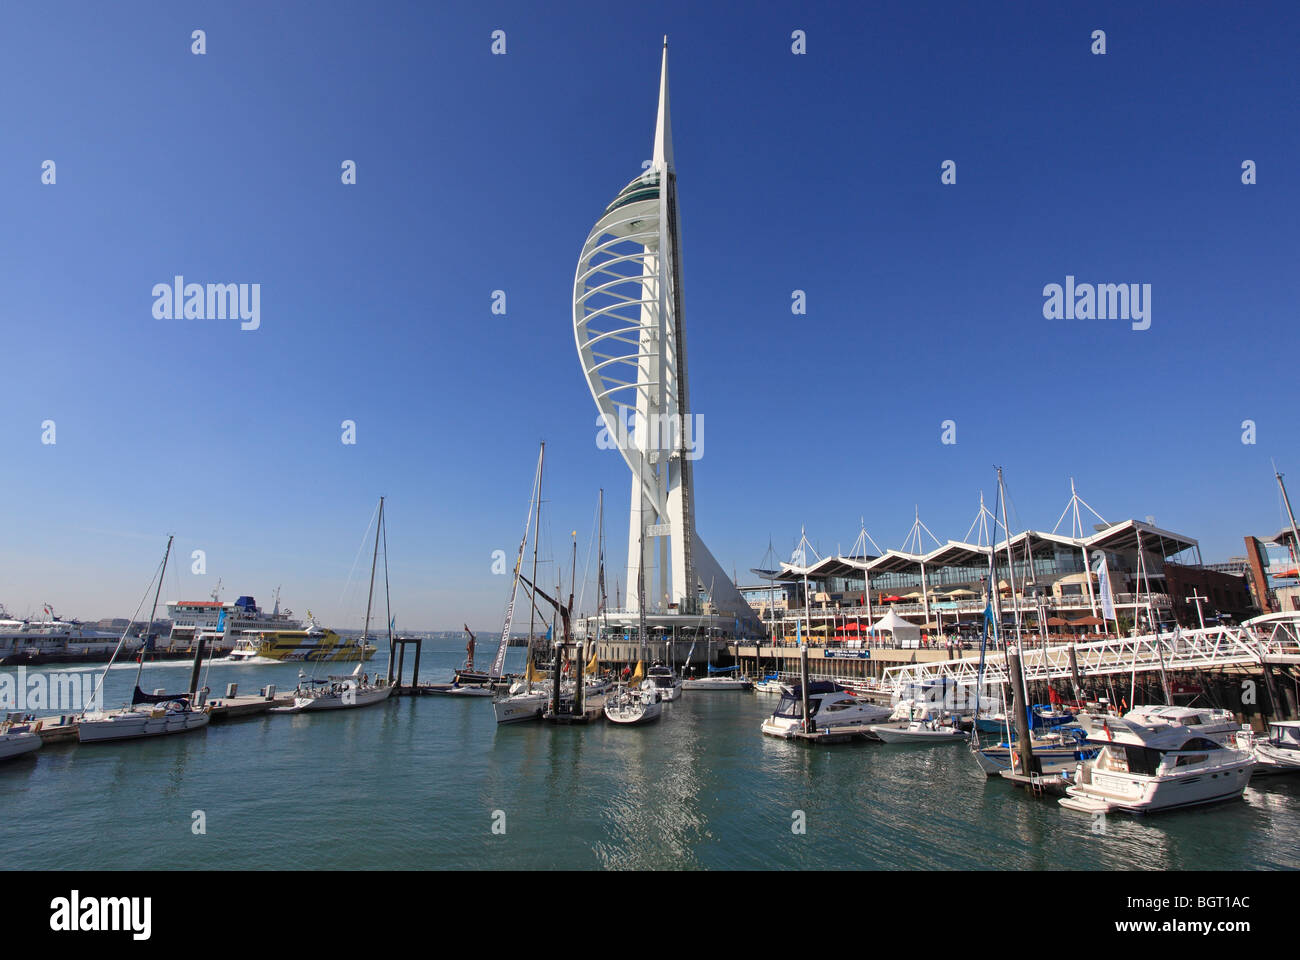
[653,36,673,172]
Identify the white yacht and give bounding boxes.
[1059,712,1254,814]
[1237,720,1300,776]
[78,697,211,743]
[871,718,969,744]
[646,663,682,701]
[272,671,393,712]
[760,682,892,739]
[1121,705,1239,744]
[683,669,753,691]
[604,681,663,725]
[754,674,786,694]
[0,720,43,761]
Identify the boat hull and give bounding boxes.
[78,708,211,743]
[0,731,43,760]
[604,699,663,725]
[292,683,394,711]
[493,692,549,724]
[871,725,969,744]
[1062,756,1254,813]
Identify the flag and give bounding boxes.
[1092,551,1116,621]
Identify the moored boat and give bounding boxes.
[0,721,43,761]
[647,663,682,701]
[603,681,663,725]
[761,681,891,738]
[870,718,969,744]
[1059,712,1255,814]
[1236,720,1300,776]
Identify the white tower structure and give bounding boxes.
[573,39,757,631]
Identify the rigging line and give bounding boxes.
[340,500,382,610]
[575,495,600,620]
[82,553,166,717]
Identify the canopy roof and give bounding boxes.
[872,608,920,639]
[770,519,1198,584]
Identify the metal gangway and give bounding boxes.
[881,623,1300,697]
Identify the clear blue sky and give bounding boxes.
[2,1,1297,628]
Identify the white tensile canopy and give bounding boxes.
[872,608,921,643]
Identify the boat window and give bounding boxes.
[1178,737,1221,752]
[1122,746,1162,776]
[1176,754,1209,766]
[1274,726,1300,745]
[774,695,803,719]
[824,701,852,712]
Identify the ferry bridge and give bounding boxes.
[881,622,1300,697]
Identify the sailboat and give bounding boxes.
[0,720,42,761]
[79,537,213,743]
[493,443,552,723]
[274,499,395,713]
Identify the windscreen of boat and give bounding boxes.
[773,694,804,719]
[1272,724,1300,746]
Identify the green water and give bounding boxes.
[3,642,1298,870]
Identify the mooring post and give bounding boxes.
[573,641,585,718]
[1067,644,1083,702]
[799,645,811,734]
[552,643,563,718]
[1008,649,1035,775]
[410,638,422,690]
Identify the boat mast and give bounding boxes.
[493,444,543,678]
[1275,460,1300,583]
[382,496,393,669]
[996,468,1022,643]
[598,488,608,652]
[133,535,174,694]
[362,498,383,662]
[526,443,544,670]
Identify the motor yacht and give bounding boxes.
[1059,712,1254,814]
[1236,720,1300,776]
[760,682,891,739]
[646,663,682,702]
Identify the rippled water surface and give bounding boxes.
[3,644,1297,870]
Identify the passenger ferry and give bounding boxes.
[166,589,302,653]
[0,603,126,665]
[228,616,376,663]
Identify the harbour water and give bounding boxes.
[3,640,1298,871]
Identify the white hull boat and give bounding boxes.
[761,682,891,739]
[683,675,753,691]
[274,680,394,712]
[493,690,549,724]
[78,700,211,743]
[754,678,786,694]
[871,720,969,744]
[646,664,682,702]
[1060,712,1255,814]
[1237,721,1300,776]
[0,727,43,761]
[603,683,663,725]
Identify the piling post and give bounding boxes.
[1008,649,1035,775]
[410,638,422,690]
[1067,644,1082,702]
[573,641,586,718]
[800,645,812,733]
[551,643,563,718]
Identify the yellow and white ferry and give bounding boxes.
[228,615,377,663]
